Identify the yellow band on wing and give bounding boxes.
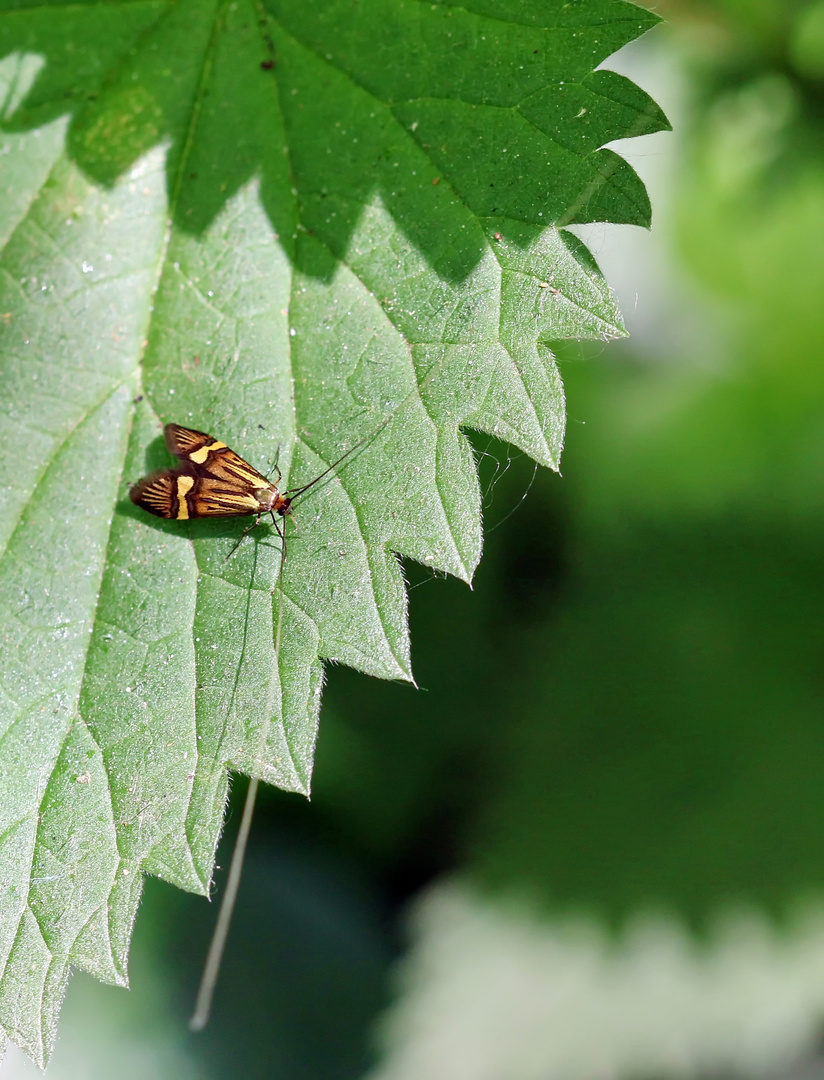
[176,474,195,519]
[189,440,227,464]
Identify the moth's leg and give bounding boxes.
[266,445,282,484]
[226,514,263,559]
[264,513,289,594]
[270,512,287,563]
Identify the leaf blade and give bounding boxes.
[0,0,664,1060]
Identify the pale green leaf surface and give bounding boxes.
[0,0,667,1063]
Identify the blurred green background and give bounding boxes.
[8,1,824,1077]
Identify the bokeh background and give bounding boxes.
[7,1,824,1076]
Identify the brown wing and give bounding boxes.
[130,466,197,520]
[132,424,278,520]
[131,465,264,519]
[164,423,271,487]
[164,424,216,458]
[188,477,266,517]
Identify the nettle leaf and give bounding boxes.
[0,0,668,1064]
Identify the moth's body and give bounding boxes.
[130,424,292,530]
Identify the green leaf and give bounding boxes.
[0,0,667,1064]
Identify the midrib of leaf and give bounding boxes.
[255,24,478,648]
[179,0,304,808]
[165,0,226,214]
[256,7,474,656]
[249,0,327,763]
[165,1,269,832]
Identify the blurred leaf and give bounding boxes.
[468,517,824,923]
[0,0,666,1063]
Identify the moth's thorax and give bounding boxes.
[257,486,291,516]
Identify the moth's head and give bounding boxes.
[278,497,293,518]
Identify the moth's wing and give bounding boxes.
[201,445,271,487]
[130,465,195,520]
[164,423,216,460]
[189,477,266,517]
[131,465,265,520]
[164,423,271,487]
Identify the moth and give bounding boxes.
[130,423,353,555]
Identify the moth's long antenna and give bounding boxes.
[284,442,364,501]
[190,520,288,1032]
[286,412,396,503]
[189,775,258,1031]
